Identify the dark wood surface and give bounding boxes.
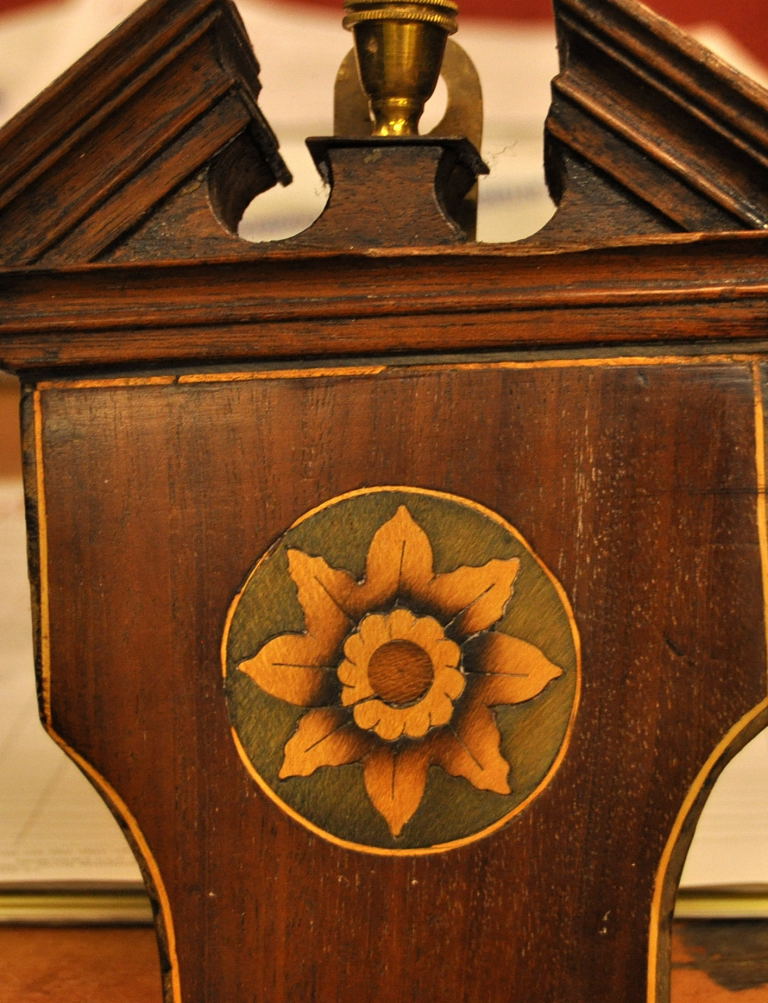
[0,0,288,268]
[24,358,768,1002]
[544,0,768,240]
[1,920,766,1002]
[4,234,768,372]
[2,0,768,1000]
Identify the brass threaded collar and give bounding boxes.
[344,0,458,10]
[343,1,458,34]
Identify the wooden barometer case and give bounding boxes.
[1,0,768,999]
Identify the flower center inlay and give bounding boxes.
[339,609,464,743]
[368,640,434,705]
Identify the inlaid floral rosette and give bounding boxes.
[223,488,580,853]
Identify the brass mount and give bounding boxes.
[343,0,459,136]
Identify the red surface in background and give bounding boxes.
[0,0,765,63]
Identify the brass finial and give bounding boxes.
[343,0,458,137]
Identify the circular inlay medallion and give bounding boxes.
[223,487,580,854]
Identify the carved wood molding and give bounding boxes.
[0,0,288,267]
[2,232,768,371]
[545,0,768,237]
[1,0,765,270]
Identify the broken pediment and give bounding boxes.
[0,0,289,267]
[0,0,767,265]
[541,0,768,242]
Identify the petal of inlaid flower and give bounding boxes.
[357,610,397,647]
[433,664,466,702]
[363,743,431,837]
[239,550,353,706]
[372,704,406,741]
[238,634,337,706]
[353,698,385,732]
[279,709,372,779]
[402,702,432,739]
[433,701,511,795]
[425,691,455,728]
[287,549,356,643]
[463,633,563,706]
[338,660,374,706]
[357,505,435,609]
[424,557,521,638]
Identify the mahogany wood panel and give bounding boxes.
[3,233,768,372]
[27,357,768,1001]
[2,1,768,1001]
[1,920,766,1002]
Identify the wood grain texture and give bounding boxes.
[289,139,486,247]
[0,375,21,477]
[672,921,768,998]
[0,926,164,1003]
[543,0,768,240]
[0,0,288,267]
[2,0,768,1000]
[4,233,768,372]
[0,920,763,1003]
[26,359,768,1001]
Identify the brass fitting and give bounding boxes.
[343,0,459,136]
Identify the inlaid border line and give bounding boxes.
[34,351,768,391]
[32,389,182,1003]
[646,359,768,1002]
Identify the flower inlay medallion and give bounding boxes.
[224,488,580,853]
